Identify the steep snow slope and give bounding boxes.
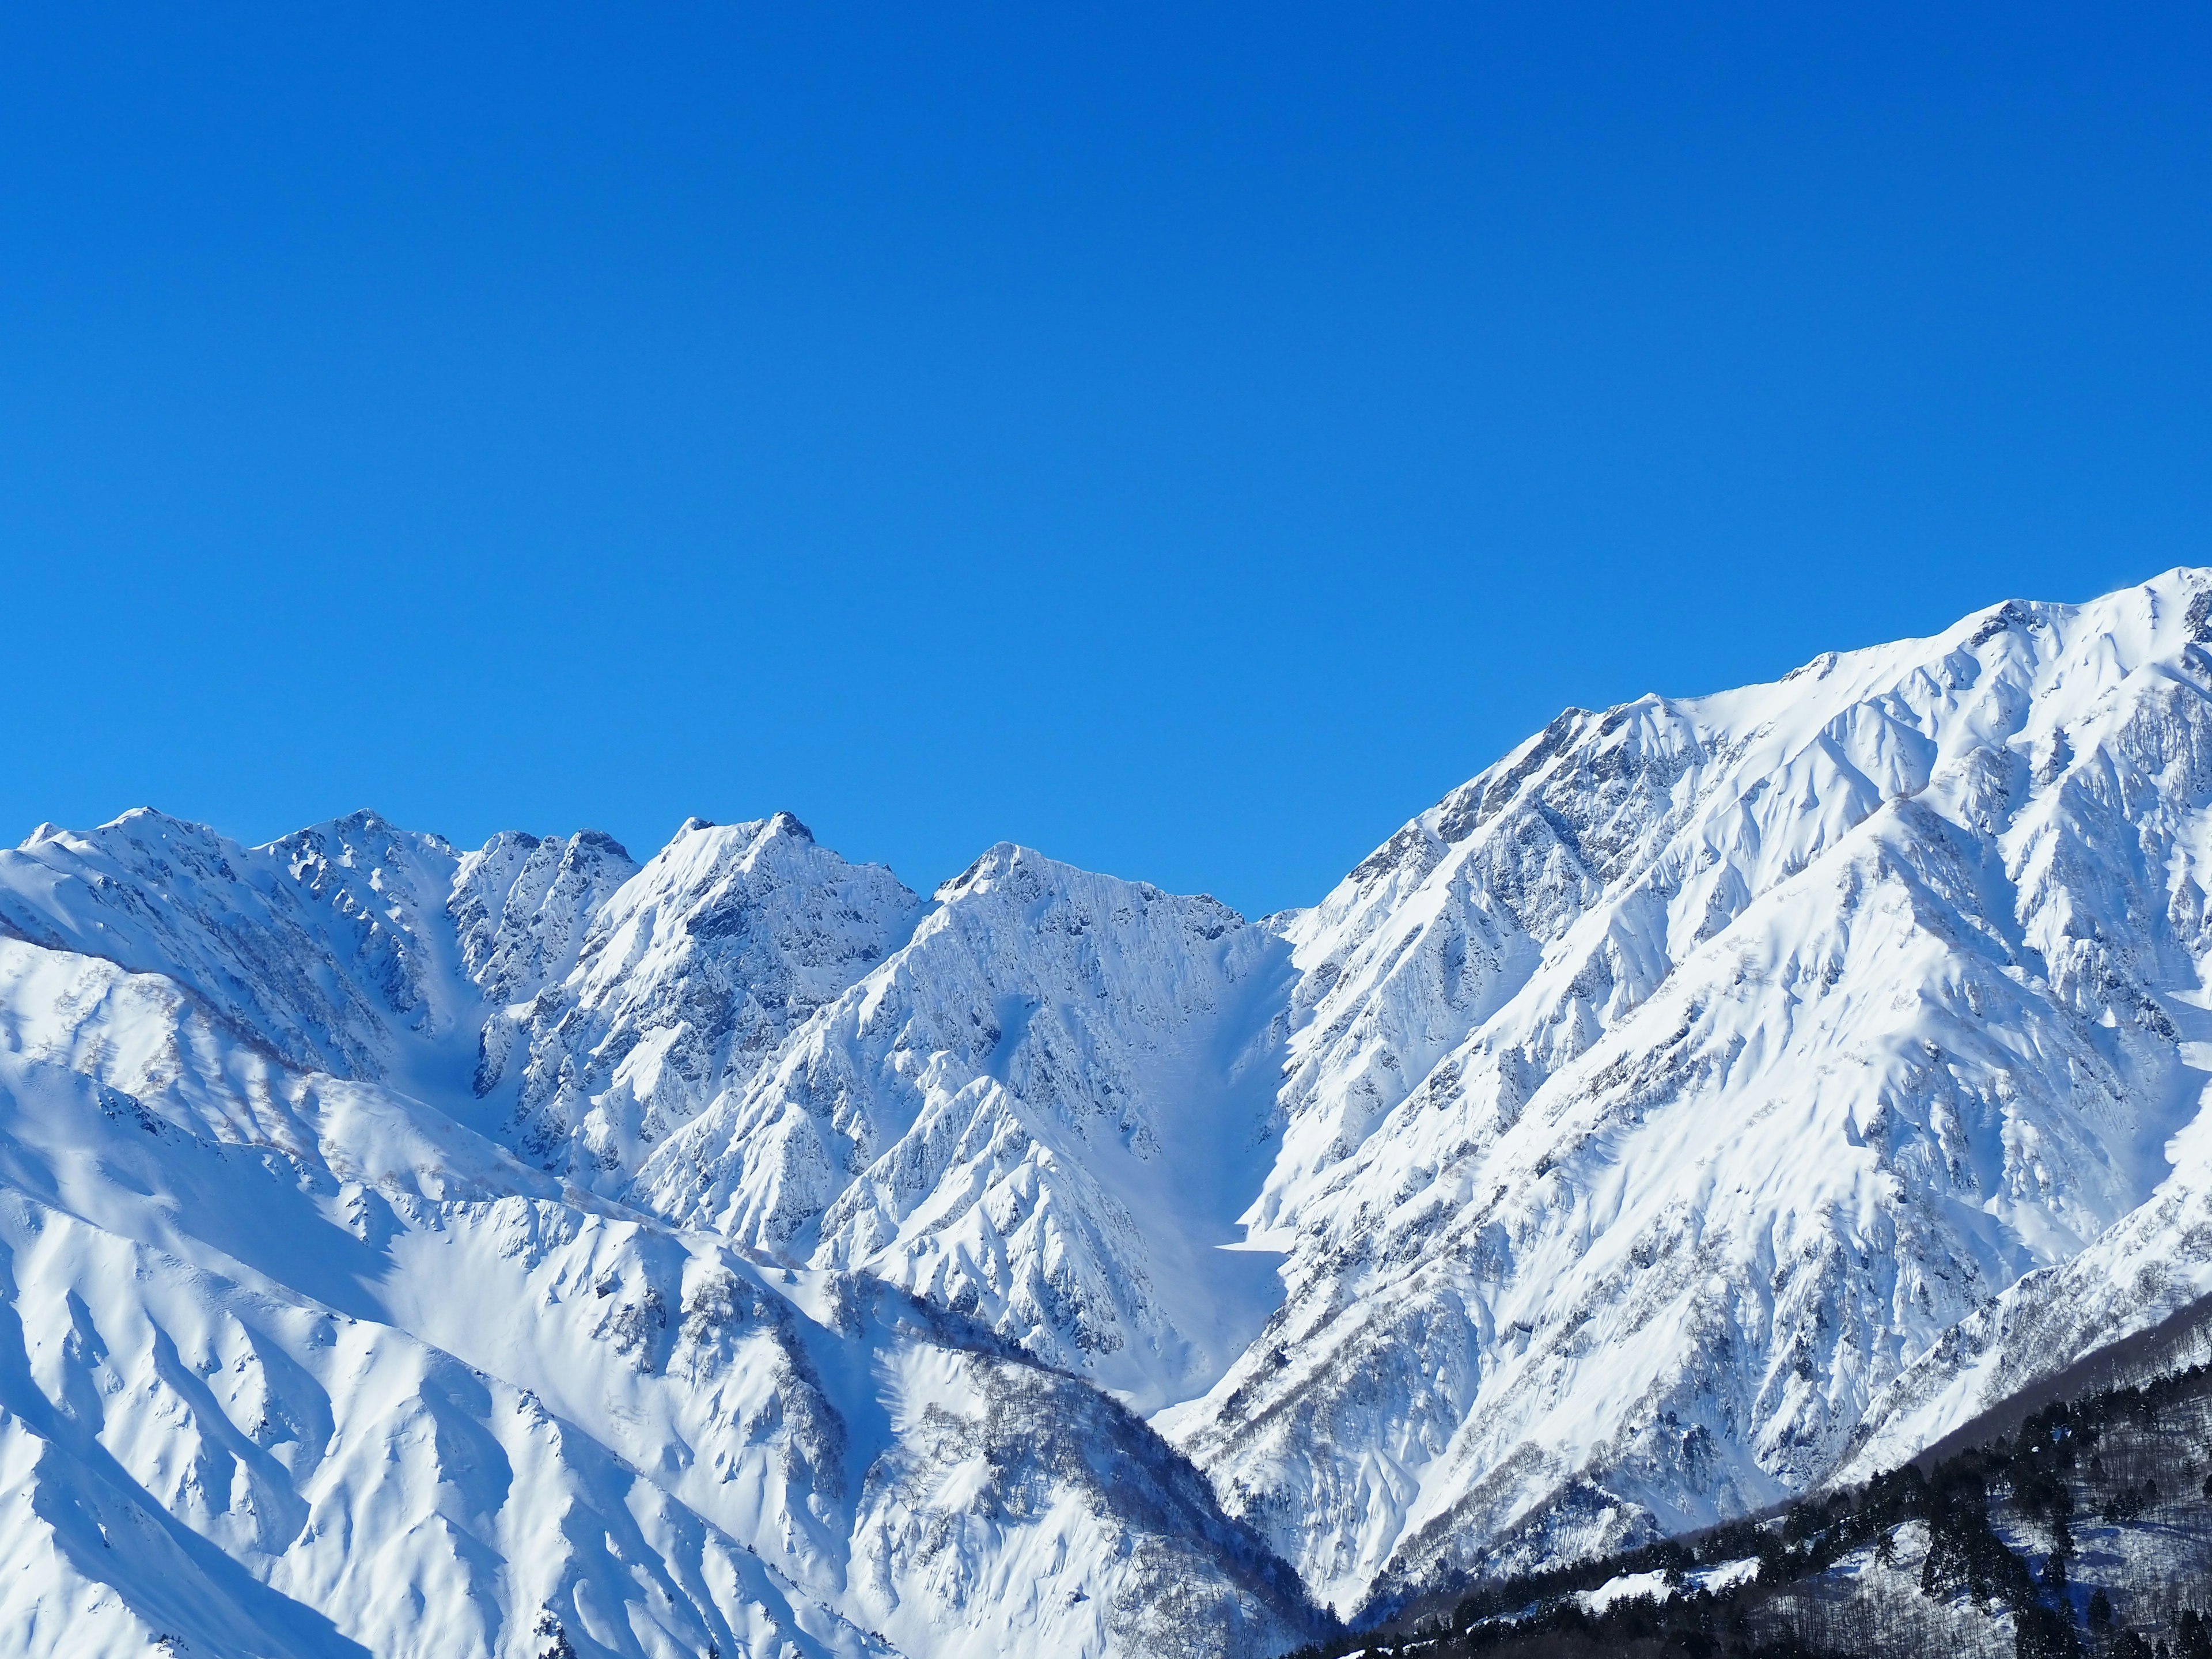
[639,843,1296,1415]
[484,815,922,1183]
[0,808,470,1088]
[0,933,1320,1658]
[449,828,641,1010]
[1165,570,2212,1615]
[1834,1070,2212,1484]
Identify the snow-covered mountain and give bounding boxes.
[10,569,2212,1653]
[637,842,1295,1415]
[1168,572,2212,1615]
[0,808,470,1087]
[0,815,1315,1658]
[475,813,921,1183]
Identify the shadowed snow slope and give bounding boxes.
[13,570,2212,1648]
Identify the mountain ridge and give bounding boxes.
[7,570,2212,1652]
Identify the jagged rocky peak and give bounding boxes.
[260,806,473,1035]
[930,837,1244,938]
[638,837,1293,1415]
[0,804,465,1078]
[449,826,639,1006]
[489,810,923,1181]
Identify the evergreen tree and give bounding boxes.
[2089,1589,2113,1634]
[2018,1602,2084,1659]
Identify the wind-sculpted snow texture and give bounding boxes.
[1164,569,2212,1616]
[14,571,2212,1653]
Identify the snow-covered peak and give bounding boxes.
[0,805,464,1081]
[449,827,639,1006]
[1171,567,2212,1612]
[488,812,923,1180]
[1266,570,2212,1211]
[638,839,1290,1412]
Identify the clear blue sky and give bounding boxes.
[3,6,2207,915]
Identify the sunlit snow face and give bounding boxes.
[8,571,2212,1647]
